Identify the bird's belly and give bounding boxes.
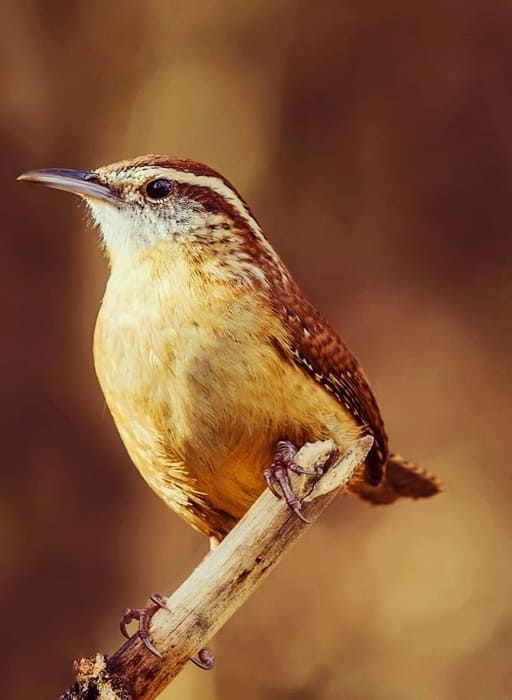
[94,298,360,537]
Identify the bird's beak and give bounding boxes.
[17,168,115,203]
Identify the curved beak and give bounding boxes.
[17,168,115,203]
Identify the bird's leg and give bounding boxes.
[120,593,214,669]
[264,440,324,523]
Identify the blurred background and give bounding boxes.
[1,1,511,698]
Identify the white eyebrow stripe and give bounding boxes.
[140,166,262,237]
[132,165,289,279]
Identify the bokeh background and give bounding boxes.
[2,1,511,698]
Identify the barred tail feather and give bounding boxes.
[353,453,443,505]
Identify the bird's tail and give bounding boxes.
[351,453,443,505]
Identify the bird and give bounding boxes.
[18,155,442,543]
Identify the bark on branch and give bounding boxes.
[60,436,373,700]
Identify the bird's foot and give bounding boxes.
[120,593,214,669]
[264,440,324,523]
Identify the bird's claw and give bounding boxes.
[264,468,283,499]
[120,593,215,669]
[264,440,322,523]
[190,647,216,670]
[120,592,167,658]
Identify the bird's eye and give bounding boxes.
[145,178,173,200]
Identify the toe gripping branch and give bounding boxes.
[264,440,325,523]
[120,593,214,670]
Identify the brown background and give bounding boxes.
[1,1,511,698]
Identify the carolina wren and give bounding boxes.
[19,156,441,540]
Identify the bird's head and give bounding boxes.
[18,156,271,280]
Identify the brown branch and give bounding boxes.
[60,436,373,700]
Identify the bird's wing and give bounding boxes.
[271,285,389,485]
